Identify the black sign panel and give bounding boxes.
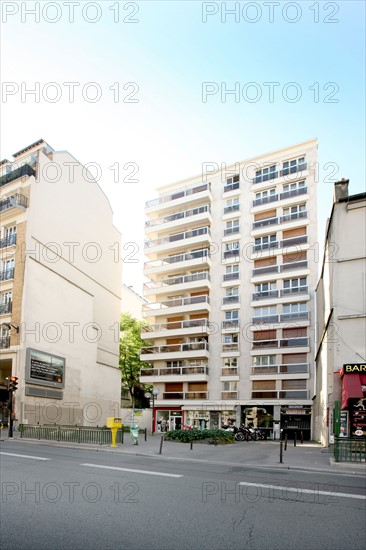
[26,349,65,388]
[343,364,366,374]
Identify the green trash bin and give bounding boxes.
[130,425,139,445]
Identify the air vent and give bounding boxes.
[25,387,63,399]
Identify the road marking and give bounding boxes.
[239,482,366,500]
[0,452,50,461]
[81,463,183,478]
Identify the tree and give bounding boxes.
[119,313,151,408]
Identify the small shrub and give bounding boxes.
[165,429,235,443]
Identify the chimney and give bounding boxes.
[334,178,349,202]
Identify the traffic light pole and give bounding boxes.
[8,390,13,438]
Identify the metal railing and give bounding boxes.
[0,336,10,349]
[223,204,240,214]
[223,249,240,259]
[280,186,307,200]
[0,268,14,281]
[253,194,278,207]
[142,318,210,332]
[19,425,123,444]
[144,271,210,290]
[222,295,240,305]
[252,290,279,300]
[145,204,211,228]
[279,162,307,177]
[0,301,12,315]
[221,367,238,376]
[251,363,309,374]
[280,286,308,297]
[143,294,210,312]
[222,320,239,329]
[144,248,210,269]
[252,337,309,349]
[146,183,210,208]
[280,311,309,322]
[252,314,279,324]
[253,216,278,229]
[251,390,309,399]
[0,233,16,249]
[141,341,209,355]
[140,363,209,377]
[162,391,208,400]
[221,391,238,399]
[252,171,279,184]
[144,226,210,248]
[252,264,278,276]
[222,343,239,352]
[334,438,366,462]
[280,260,308,272]
[224,181,240,193]
[223,226,240,236]
[0,164,35,187]
[223,272,239,282]
[280,210,307,223]
[0,194,28,212]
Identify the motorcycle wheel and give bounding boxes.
[235,432,245,442]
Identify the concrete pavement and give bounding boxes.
[2,430,365,475]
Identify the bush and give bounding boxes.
[165,429,235,444]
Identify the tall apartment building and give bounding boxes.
[140,139,318,437]
[0,139,122,426]
[314,180,366,445]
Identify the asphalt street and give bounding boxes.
[1,440,365,550]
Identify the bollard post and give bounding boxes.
[159,435,164,455]
[294,432,297,447]
[145,427,147,442]
[300,431,304,444]
[284,434,288,451]
[190,436,193,450]
[280,439,283,463]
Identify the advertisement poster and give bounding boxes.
[26,348,65,388]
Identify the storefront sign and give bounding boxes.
[343,363,366,374]
[285,409,307,415]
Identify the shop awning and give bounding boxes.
[341,374,366,409]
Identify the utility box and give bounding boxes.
[106,417,122,429]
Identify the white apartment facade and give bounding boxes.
[0,139,122,426]
[140,139,318,437]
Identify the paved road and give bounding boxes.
[1,441,365,550]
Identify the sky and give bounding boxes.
[1,0,365,294]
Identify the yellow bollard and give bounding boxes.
[106,417,122,448]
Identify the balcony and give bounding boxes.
[279,311,309,322]
[223,272,239,282]
[251,363,309,375]
[0,336,10,349]
[0,194,28,213]
[144,248,211,275]
[142,294,210,317]
[279,286,308,297]
[0,163,35,187]
[252,290,279,300]
[223,204,240,215]
[279,162,307,178]
[253,216,278,230]
[252,339,278,349]
[252,314,279,324]
[251,391,278,399]
[222,295,240,305]
[280,186,307,200]
[280,235,308,248]
[145,204,211,231]
[140,362,209,382]
[222,320,239,330]
[252,337,309,349]
[145,183,210,211]
[251,389,309,399]
[252,171,279,185]
[223,226,240,237]
[223,249,240,260]
[144,271,210,296]
[141,318,211,339]
[144,226,211,251]
[222,343,239,352]
[140,341,210,361]
[221,391,238,400]
[252,264,278,277]
[253,194,278,207]
[0,268,14,281]
[253,241,278,253]
[224,181,240,193]
[0,302,12,315]
[280,210,307,224]
[162,391,208,400]
[280,260,308,272]
[221,367,238,376]
[0,233,16,249]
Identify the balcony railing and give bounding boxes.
[222,343,239,352]
[252,290,279,300]
[224,182,240,193]
[0,301,12,315]
[145,204,211,228]
[279,311,309,322]
[279,162,307,177]
[144,248,210,269]
[253,216,278,229]
[141,342,209,355]
[280,186,307,200]
[221,391,238,399]
[253,241,278,253]
[223,204,240,214]
[146,183,210,208]
[221,367,238,376]
[252,264,278,276]
[143,294,210,312]
[0,268,14,281]
[0,163,35,187]
[141,363,209,377]
[252,337,309,349]
[223,226,240,236]
[0,233,16,249]
[251,363,309,374]
[223,249,240,259]
[251,390,277,399]
[252,314,279,324]
[253,194,278,207]
[281,235,308,248]
[162,391,208,400]
[279,286,308,297]
[223,272,239,282]
[0,194,28,213]
[0,336,10,349]
[222,295,239,305]
[144,271,210,291]
[251,389,309,399]
[280,260,308,272]
[142,318,210,332]
[252,171,279,184]
[144,226,210,248]
[280,210,307,223]
[222,320,239,330]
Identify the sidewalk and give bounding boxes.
[2,431,365,475]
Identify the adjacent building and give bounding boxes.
[314,180,366,445]
[0,139,122,426]
[140,139,318,436]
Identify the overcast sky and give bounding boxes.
[1,1,365,294]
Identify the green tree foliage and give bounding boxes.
[119,313,151,407]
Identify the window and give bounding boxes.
[282,180,306,194]
[223,241,240,260]
[226,174,239,185]
[226,287,239,296]
[282,203,306,222]
[223,287,239,305]
[253,355,276,366]
[224,174,240,192]
[225,310,239,321]
[254,282,277,298]
[253,306,277,318]
[254,234,277,251]
[223,334,238,344]
[224,197,240,214]
[222,381,237,392]
[226,264,239,274]
[254,164,278,183]
[281,157,306,176]
[255,188,277,203]
[283,303,307,313]
[224,219,239,235]
[283,277,307,294]
[224,358,238,367]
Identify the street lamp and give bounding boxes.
[144,388,160,433]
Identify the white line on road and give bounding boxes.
[239,482,366,500]
[81,463,183,478]
[0,452,51,461]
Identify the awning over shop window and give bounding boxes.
[341,374,366,409]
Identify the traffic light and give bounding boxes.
[8,376,18,392]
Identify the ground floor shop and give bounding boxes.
[153,407,237,432]
[339,366,366,438]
